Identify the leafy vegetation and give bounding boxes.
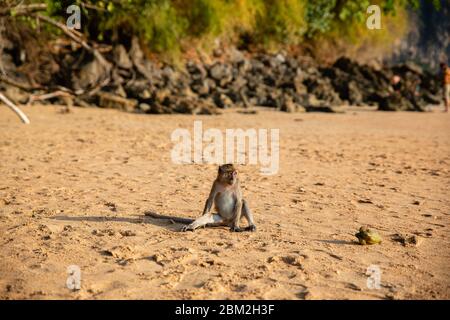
[6,0,443,59]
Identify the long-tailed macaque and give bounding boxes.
[145,164,256,232]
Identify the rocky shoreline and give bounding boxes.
[0,36,443,114]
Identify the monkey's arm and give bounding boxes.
[230,182,244,232]
[202,181,218,216]
[144,211,194,224]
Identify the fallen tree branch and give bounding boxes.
[34,14,111,71]
[27,90,73,106]
[0,74,44,91]
[0,92,30,124]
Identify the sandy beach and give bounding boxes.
[0,105,449,300]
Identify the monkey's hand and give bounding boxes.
[181,224,195,232]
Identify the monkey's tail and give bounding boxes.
[144,211,194,224]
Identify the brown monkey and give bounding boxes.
[145,164,256,232]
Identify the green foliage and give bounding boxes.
[305,0,336,37]
[252,0,307,47]
[99,0,185,53]
[20,0,443,57]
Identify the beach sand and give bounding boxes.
[0,105,449,299]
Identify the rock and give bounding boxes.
[304,103,340,113]
[72,58,108,91]
[98,92,138,112]
[229,48,245,63]
[124,79,152,100]
[209,62,233,86]
[93,229,116,236]
[150,102,172,114]
[281,255,304,268]
[422,91,441,105]
[280,96,305,113]
[347,81,364,105]
[107,84,127,98]
[113,44,133,69]
[3,85,29,104]
[392,234,422,247]
[275,53,286,64]
[120,230,136,237]
[0,49,16,74]
[304,76,342,106]
[191,80,210,96]
[129,36,156,81]
[154,88,171,104]
[378,94,417,111]
[213,47,223,58]
[213,92,233,109]
[172,96,218,115]
[138,103,151,113]
[187,61,207,81]
[393,62,423,76]
[209,63,226,80]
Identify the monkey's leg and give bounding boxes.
[230,200,243,232]
[242,199,256,232]
[181,214,224,232]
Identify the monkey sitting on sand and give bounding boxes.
[145,164,256,232]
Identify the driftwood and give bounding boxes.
[27,90,73,106]
[0,74,43,91]
[33,14,111,73]
[1,3,111,89]
[0,5,113,114]
[0,92,30,124]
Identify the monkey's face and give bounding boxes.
[218,164,237,185]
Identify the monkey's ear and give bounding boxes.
[232,170,237,177]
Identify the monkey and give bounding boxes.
[145,164,256,232]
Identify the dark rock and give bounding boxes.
[2,85,29,104]
[347,81,364,105]
[209,62,232,83]
[378,94,414,111]
[392,62,423,76]
[98,92,138,112]
[129,36,157,82]
[213,92,233,109]
[187,60,207,80]
[113,45,133,70]
[422,91,441,104]
[125,79,152,100]
[304,77,342,105]
[280,96,305,113]
[72,58,108,91]
[173,96,218,115]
